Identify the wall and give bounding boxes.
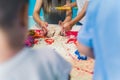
[28,0,43,16]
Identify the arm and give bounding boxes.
[64,2,77,7]
[76,41,94,59]
[71,1,89,26]
[62,0,72,24]
[62,1,89,31]
[69,2,77,7]
[33,0,48,33]
[33,0,43,25]
[75,0,94,59]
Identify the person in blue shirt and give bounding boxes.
[77,0,120,80]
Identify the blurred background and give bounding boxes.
[28,0,78,28]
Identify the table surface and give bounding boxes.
[31,24,94,80]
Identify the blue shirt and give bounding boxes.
[77,0,120,80]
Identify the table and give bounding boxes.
[30,24,94,80]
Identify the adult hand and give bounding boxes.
[62,22,73,32]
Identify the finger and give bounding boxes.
[41,24,47,33]
[59,21,61,25]
[44,26,48,32]
[42,24,48,32]
[42,28,47,36]
[60,29,65,36]
[63,23,70,31]
[62,26,66,33]
[45,22,48,27]
[63,26,69,32]
[59,21,63,25]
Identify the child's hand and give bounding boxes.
[39,21,48,35]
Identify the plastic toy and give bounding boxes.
[25,36,34,47]
[75,50,87,60]
[51,6,71,11]
[67,38,77,44]
[65,31,78,38]
[45,38,54,45]
[25,29,45,47]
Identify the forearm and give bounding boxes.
[33,0,43,25]
[70,11,85,26]
[76,41,95,59]
[63,10,72,23]
[63,17,71,23]
[63,0,72,23]
[70,1,88,26]
[70,2,77,7]
[33,12,43,25]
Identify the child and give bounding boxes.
[33,0,72,34]
[61,0,89,31]
[77,0,120,79]
[0,0,71,80]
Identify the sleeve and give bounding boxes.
[77,3,93,48]
[77,26,93,48]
